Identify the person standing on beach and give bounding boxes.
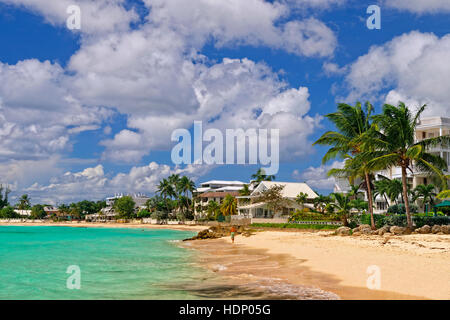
[230,226,237,244]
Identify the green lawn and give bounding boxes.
[250,223,340,230]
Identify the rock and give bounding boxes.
[377,226,390,236]
[335,226,351,236]
[416,225,431,234]
[441,225,450,234]
[360,227,373,235]
[390,226,407,235]
[352,231,361,236]
[431,225,442,234]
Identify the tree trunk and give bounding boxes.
[401,165,413,228]
[365,171,376,230]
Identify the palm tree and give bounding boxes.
[330,193,353,226]
[220,194,237,216]
[207,200,220,219]
[373,179,390,206]
[348,184,363,200]
[295,192,308,209]
[365,102,449,228]
[17,194,31,210]
[178,176,195,197]
[413,184,437,213]
[239,184,251,196]
[386,179,404,204]
[157,179,175,213]
[313,195,331,213]
[314,102,377,229]
[251,168,275,183]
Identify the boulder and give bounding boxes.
[352,231,361,236]
[441,225,450,234]
[431,225,442,234]
[416,225,431,234]
[335,226,351,236]
[390,226,407,235]
[377,226,390,236]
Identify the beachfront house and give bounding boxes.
[237,181,318,219]
[334,116,450,213]
[14,209,32,217]
[193,180,246,216]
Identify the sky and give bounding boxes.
[0,0,449,205]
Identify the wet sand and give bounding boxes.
[183,230,450,300]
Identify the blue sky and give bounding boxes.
[0,0,449,204]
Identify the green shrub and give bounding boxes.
[151,211,168,220]
[413,216,450,227]
[289,210,340,222]
[137,209,152,218]
[250,223,340,230]
[387,204,418,215]
[358,214,387,229]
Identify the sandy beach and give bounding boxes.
[3,222,448,299]
[188,230,450,300]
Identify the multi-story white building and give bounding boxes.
[193,180,246,215]
[335,116,450,212]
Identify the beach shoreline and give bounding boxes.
[3,223,448,299]
[0,221,208,232]
[185,229,450,300]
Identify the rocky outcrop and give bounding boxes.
[377,226,390,236]
[184,225,246,241]
[335,226,351,236]
[431,225,442,234]
[415,225,431,234]
[441,225,450,234]
[389,226,413,235]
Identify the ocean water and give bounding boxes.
[0,226,208,300]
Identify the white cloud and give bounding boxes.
[100,58,322,162]
[322,62,347,76]
[0,0,138,35]
[385,0,450,14]
[0,59,111,160]
[292,160,343,190]
[343,31,450,117]
[143,0,336,57]
[23,162,213,204]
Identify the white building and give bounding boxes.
[334,116,450,212]
[194,180,247,215]
[237,181,318,218]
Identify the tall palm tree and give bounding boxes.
[365,102,449,228]
[251,168,275,183]
[17,194,31,210]
[314,102,377,229]
[413,184,437,213]
[157,179,175,213]
[220,194,237,216]
[178,176,195,197]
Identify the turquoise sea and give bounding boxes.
[0,226,209,300]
